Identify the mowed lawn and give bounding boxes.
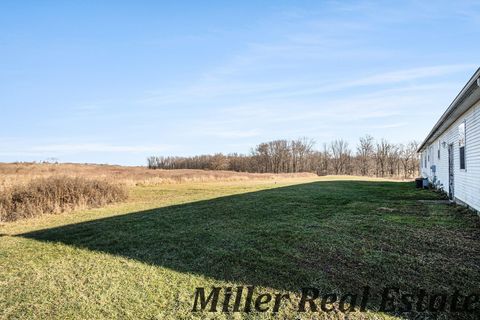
[1,177,479,319]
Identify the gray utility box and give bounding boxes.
[423,178,429,188]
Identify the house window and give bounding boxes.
[459,121,466,170]
[437,141,441,159]
[460,146,466,169]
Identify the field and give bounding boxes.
[1,165,479,319]
[0,163,317,190]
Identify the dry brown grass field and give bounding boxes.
[0,162,318,190]
[0,163,319,222]
[0,163,395,223]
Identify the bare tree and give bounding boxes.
[400,141,419,178]
[291,137,315,173]
[357,135,374,176]
[387,144,400,176]
[374,139,391,177]
[330,139,351,174]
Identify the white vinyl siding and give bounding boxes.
[421,100,480,211]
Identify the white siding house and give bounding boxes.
[418,68,480,212]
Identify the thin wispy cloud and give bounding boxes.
[30,144,170,154]
[366,122,408,129]
[191,128,261,139]
[0,144,172,158]
[139,64,473,107]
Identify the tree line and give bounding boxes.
[147,136,419,178]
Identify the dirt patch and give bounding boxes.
[377,206,396,212]
[417,200,451,204]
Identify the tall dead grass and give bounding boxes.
[0,163,316,222]
[0,176,127,222]
[0,163,317,190]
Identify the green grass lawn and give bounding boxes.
[1,178,479,319]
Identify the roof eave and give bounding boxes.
[417,68,480,153]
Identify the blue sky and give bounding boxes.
[1,1,479,165]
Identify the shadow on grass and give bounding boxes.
[19,181,480,319]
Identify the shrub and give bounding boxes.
[0,176,127,222]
